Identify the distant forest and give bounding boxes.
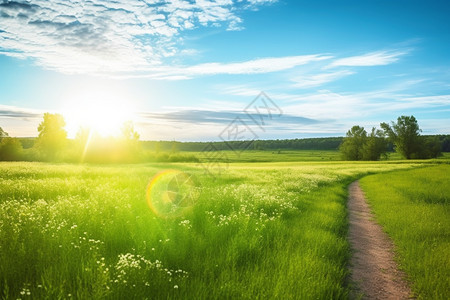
[17,135,449,152]
[144,135,450,152]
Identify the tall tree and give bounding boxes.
[35,113,67,161]
[120,121,140,141]
[381,116,422,159]
[0,127,9,141]
[340,125,367,160]
[362,127,388,161]
[120,121,141,160]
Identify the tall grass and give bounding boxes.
[0,161,417,299]
[360,165,450,299]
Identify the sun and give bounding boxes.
[62,89,135,137]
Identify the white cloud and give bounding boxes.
[184,55,331,75]
[118,54,332,79]
[326,50,408,68]
[0,0,278,74]
[291,70,354,88]
[284,91,450,122]
[0,104,43,119]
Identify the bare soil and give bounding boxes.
[347,181,412,299]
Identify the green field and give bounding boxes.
[154,150,450,163]
[0,159,448,299]
[360,165,450,299]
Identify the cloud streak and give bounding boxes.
[0,104,43,119]
[119,54,332,79]
[291,70,354,88]
[139,109,319,126]
[326,50,408,68]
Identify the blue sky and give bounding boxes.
[0,0,449,141]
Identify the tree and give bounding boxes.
[362,127,388,161]
[35,113,67,161]
[420,136,442,159]
[0,127,9,141]
[340,125,388,161]
[0,137,23,161]
[119,121,141,161]
[120,121,140,141]
[381,116,422,159]
[340,125,367,160]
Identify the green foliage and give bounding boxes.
[340,126,367,160]
[439,134,450,152]
[339,116,442,160]
[360,166,450,299]
[35,113,68,161]
[141,137,344,152]
[0,128,23,161]
[68,122,144,164]
[381,115,422,159]
[0,161,418,299]
[120,121,140,142]
[362,127,388,161]
[0,127,9,141]
[381,116,442,159]
[118,121,142,161]
[340,126,387,161]
[417,136,442,159]
[0,137,23,161]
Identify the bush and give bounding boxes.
[0,137,23,161]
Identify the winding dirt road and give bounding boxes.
[347,181,412,299]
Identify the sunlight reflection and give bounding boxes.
[146,170,200,218]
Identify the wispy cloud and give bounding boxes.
[0,0,278,74]
[291,70,354,88]
[139,109,319,126]
[119,54,332,79]
[136,108,321,140]
[0,104,42,119]
[222,79,450,121]
[284,91,450,120]
[326,50,408,68]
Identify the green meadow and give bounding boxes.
[360,165,450,299]
[0,158,448,299]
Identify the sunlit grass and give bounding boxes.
[0,161,421,299]
[360,165,450,299]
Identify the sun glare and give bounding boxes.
[63,90,135,138]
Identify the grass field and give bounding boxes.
[191,150,450,163]
[194,150,342,162]
[0,160,423,299]
[360,165,450,299]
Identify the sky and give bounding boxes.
[0,0,449,141]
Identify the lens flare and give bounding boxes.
[146,170,200,217]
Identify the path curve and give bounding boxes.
[348,181,412,299]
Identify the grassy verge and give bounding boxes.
[360,165,450,299]
[0,161,417,299]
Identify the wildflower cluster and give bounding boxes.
[113,253,188,290]
[179,219,192,229]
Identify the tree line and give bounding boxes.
[140,137,344,152]
[1,114,449,162]
[340,115,443,160]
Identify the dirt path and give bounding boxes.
[347,181,412,299]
